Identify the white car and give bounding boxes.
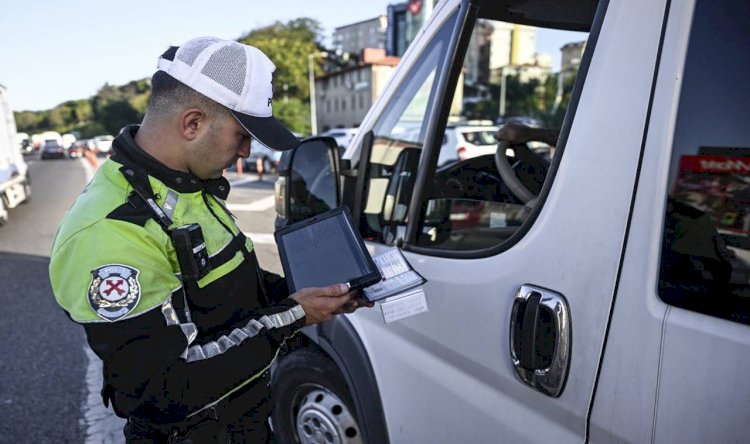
[439,124,499,165]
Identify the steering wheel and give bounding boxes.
[494,141,550,205]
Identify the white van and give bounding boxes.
[92,134,114,153]
[271,0,750,442]
[0,84,31,225]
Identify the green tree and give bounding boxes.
[129,93,150,120]
[238,18,325,133]
[78,121,108,139]
[14,111,41,132]
[239,18,323,99]
[99,100,139,134]
[273,98,311,135]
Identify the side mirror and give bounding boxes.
[275,137,341,228]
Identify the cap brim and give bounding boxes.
[231,111,300,151]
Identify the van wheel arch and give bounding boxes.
[271,347,363,443]
[271,317,389,444]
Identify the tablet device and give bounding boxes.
[275,206,382,293]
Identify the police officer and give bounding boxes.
[49,37,371,443]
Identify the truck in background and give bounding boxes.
[0,84,31,225]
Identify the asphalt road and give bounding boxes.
[0,157,88,443]
[0,157,281,443]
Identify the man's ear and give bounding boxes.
[180,108,205,141]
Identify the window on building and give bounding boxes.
[326,100,331,113]
[342,99,346,111]
[334,98,339,112]
[658,0,750,325]
[359,94,364,109]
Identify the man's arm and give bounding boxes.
[259,268,289,303]
[50,219,351,421]
[84,284,349,422]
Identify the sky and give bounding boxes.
[0,0,587,112]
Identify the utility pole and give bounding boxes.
[308,52,328,136]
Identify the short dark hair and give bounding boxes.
[147,71,229,120]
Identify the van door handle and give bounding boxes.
[509,285,571,397]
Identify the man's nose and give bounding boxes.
[239,142,251,158]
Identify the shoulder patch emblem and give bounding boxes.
[88,264,141,321]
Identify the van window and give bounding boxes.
[359,11,460,244]
[658,0,750,325]
[415,17,587,251]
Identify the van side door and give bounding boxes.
[591,0,750,441]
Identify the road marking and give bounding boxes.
[79,158,126,442]
[80,157,95,183]
[84,346,126,443]
[227,195,275,212]
[244,232,276,245]
[228,176,260,186]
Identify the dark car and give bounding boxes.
[40,140,67,160]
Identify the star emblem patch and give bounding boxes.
[88,264,141,321]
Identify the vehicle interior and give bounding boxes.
[355,0,596,252]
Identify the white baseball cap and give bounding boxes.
[157,37,299,151]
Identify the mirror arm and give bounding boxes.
[352,130,374,230]
[339,160,359,212]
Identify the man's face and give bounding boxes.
[187,112,252,179]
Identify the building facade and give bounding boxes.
[386,0,438,56]
[464,20,550,91]
[314,50,400,131]
[561,41,586,73]
[332,16,388,56]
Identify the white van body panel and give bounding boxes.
[276,0,750,441]
[343,0,670,441]
[588,0,695,440]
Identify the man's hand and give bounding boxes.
[495,123,535,144]
[290,283,357,325]
[333,289,375,315]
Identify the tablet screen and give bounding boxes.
[276,208,380,292]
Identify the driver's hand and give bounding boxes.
[495,124,561,147]
[494,123,534,144]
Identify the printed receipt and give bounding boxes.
[380,288,429,323]
[364,247,426,301]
